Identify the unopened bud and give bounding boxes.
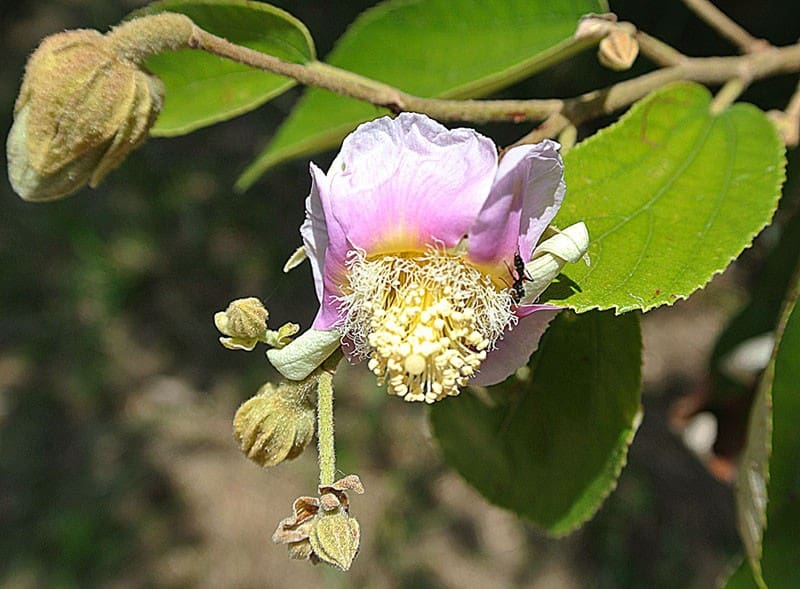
[215,297,269,351]
[7,29,164,201]
[598,29,639,71]
[233,377,318,467]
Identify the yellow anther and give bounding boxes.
[337,249,516,402]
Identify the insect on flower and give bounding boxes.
[275,113,589,402]
[508,250,533,304]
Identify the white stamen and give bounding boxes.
[336,249,516,402]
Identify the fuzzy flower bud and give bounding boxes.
[215,297,269,351]
[7,13,197,201]
[233,376,318,467]
[7,29,164,201]
[597,29,639,71]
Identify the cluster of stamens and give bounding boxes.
[337,249,516,403]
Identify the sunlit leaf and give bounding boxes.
[429,310,641,535]
[131,0,315,136]
[237,0,603,189]
[549,82,786,313]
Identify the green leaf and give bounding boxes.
[237,0,603,189]
[130,0,315,136]
[721,559,759,589]
[735,273,800,589]
[550,82,786,313]
[429,310,642,535]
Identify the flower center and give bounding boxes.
[337,249,516,403]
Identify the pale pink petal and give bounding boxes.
[300,164,327,303]
[470,306,560,386]
[325,113,497,254]
[303,164,349,329]
[468,140,565,267]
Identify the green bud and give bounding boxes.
[233,377,317,467]
[7,29,164,201]
[215,297,269,351]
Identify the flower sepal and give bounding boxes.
[267,328,341,381]
[521,222,590,304]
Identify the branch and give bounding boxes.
[194,26,800,130]
[769,77,800,146]
[681,0,768,54]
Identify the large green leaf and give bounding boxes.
[550,82,786,313]
[429,310,641,535]
[131,0,315,136]
[237,0,603,189]
[734,274,800,589]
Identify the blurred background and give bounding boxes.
[1,1,799,587]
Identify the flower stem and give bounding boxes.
[316,358,340,488]
[105,13,199,65]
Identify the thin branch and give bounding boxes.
[784,79,800,145]
[635,31,689,66]
[770,77,800,146]
[560,45,800,127]
[710,77,750,114]
[681,0,768,53]
[194,26,800,129]
[506,113,570,151]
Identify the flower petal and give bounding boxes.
[468,140,565,267]
[324,113,497,255]
[303,163,350,329]
[300,164,327,302]
[470,306,560,386]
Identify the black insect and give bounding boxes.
[508,251,532,304]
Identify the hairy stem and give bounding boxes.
[106,13,200,65]
[316,352,342,488]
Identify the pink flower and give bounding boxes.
[300,113,584,402]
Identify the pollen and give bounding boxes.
[337,249,516,403]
